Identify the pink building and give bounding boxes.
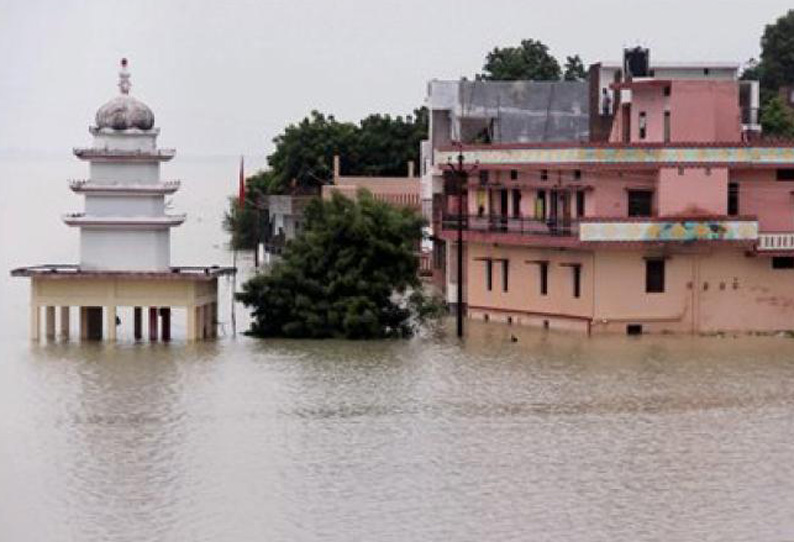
[436,65,794,334]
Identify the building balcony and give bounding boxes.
[757,232,794,252]
[579,217,758,244]
[62,213,186,229]
[72,148,176,161]
[68,179,181,195]
[439,214,581,247]
[439,214,760,249]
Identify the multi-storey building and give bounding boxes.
[432,52,794,334]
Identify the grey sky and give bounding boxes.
[0,0,790,159]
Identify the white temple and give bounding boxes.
[66,58,184,271]
[12,59,234,342]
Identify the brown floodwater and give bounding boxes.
[2,156,794,541]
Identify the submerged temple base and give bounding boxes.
[14,266,233,342]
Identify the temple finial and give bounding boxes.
[119,58,131,95]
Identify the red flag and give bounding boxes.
[237,156,245,209]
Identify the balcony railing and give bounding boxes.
[758,232,794,251]
[441,214,578,237]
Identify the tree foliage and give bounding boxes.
[760,9,794,92]
[761,96,794,139]
[480,39,562,81]
[563,55,587,81]
[237,191,443,339]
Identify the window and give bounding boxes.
[572,265,581,298]
[638,111,647,140]
[728,182,739,216]
[663,111,671,143]
[540,169,549,181]
[626,324,643,335]
[502,260,509,292]
[663,86,671,97]
[646,259,666,293]
[772,257,794,269]
[628,190,653,217]
[539,262,548,296]
[573,169,582,181]
[777,169,794,181]
[485,259,493,291]
[576,191,585,217]
[479,170,489,185]
[511,189,521,218]
[703,68,710,76]
[510,169,518,180]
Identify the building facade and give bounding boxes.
[433,55,794,334]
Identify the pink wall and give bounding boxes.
[730,169,794,231]
[658,167,728,216]
[613,80,742,144]
[670,81,741,142]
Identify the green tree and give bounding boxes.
[563,55,587,81]
[480,39,562,81]
[761,95,794,138]
[760,9,794,92]
[267,111,358,193]
[237,191,442,339]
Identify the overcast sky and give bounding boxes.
[0,0,791,159]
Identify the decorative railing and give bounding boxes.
[757,232,794,251]
[441,214,578,237]
[72,148,176,160]
[579,218,758,243]
[68,179,181,192]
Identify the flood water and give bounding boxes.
[2,155,794,541]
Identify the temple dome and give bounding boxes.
[95,95,154,131]
[94,58,155,131]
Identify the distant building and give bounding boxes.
[322,155,421,209]
[430,50,794,334]
[12,59,233,342]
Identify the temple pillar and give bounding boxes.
[59,306,70,340]
[196,305,205,339]
[80,307,88,340]
[45,306,56,340]
[203,303,212,339]
[133,307,142,340]
[161,308,171,342]
[149,307,158,341]
[106,306,117,341]
[30,304,40,342]
[210,302,218,338]
[186,305,197,341]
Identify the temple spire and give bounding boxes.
[119,58,131,95]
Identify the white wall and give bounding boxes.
[85,195,165,216]
[80,228,170,271]
[90,162,161,183]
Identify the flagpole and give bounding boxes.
[231,155,245,338]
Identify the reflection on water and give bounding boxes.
[3,158,794,541]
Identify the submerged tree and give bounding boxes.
[237,191,443,339]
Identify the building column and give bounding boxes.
[45,306,56,340]
[30,304,40,342]
[133,307,142,340]
[149,307,158,342]
[106,306,117,341]
[197,305,205,340]
[186,305,196,341]
[80,307,88,340]
[59,306,70,340]
[161,308,171,342]
[210,302,218,338]
[203,304,213,339]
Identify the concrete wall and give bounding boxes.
[658,167,728,216]
[731,169,794,232]
[80,229,170,271]
[90,162,161,182]
[85,195,165,216]
[463,241,794,334]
